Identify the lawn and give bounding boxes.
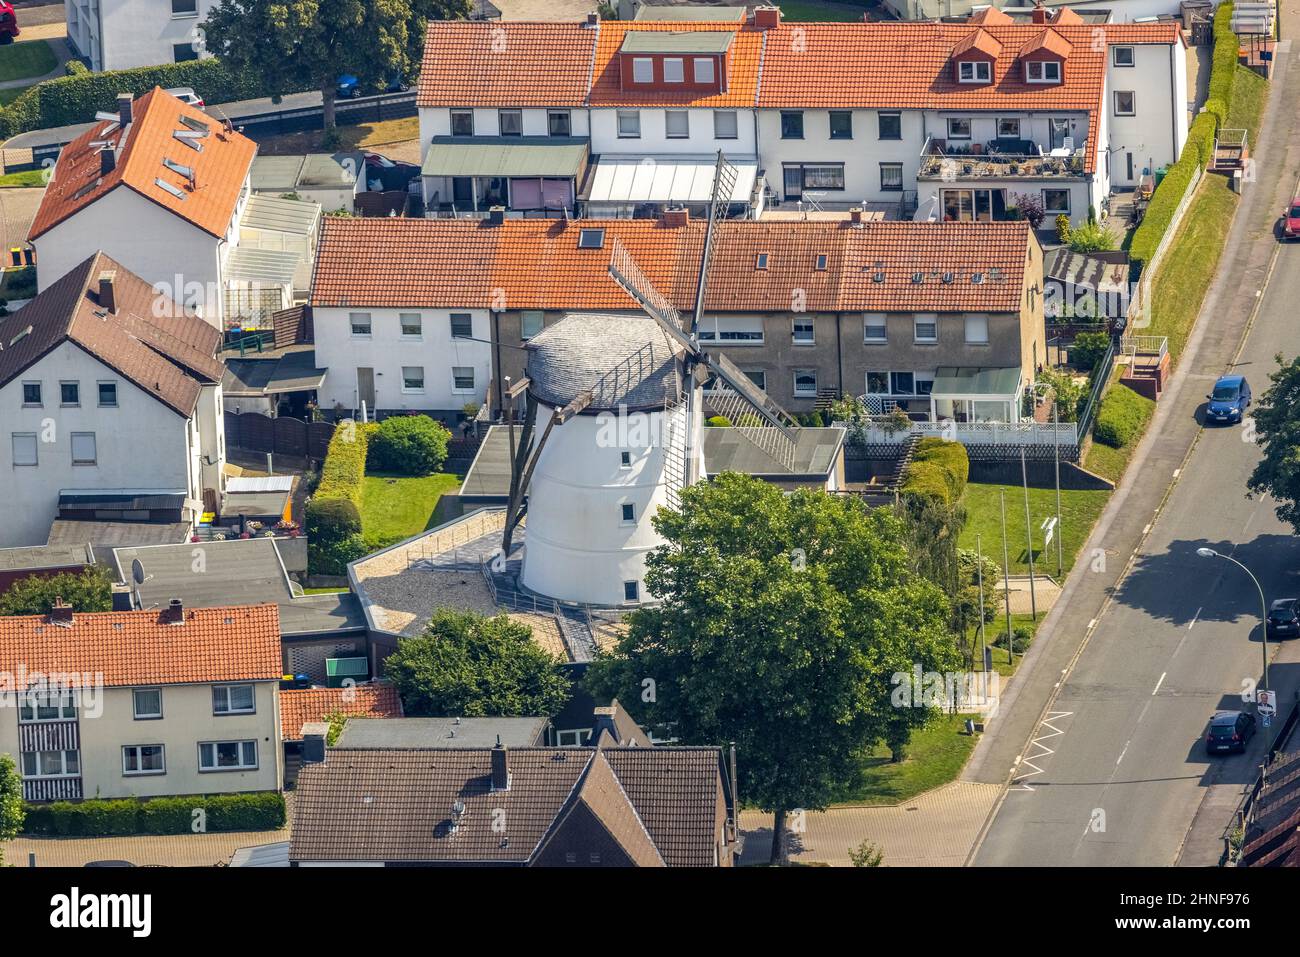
[1146,175,1237,361]
[256,117,420,162]
[958,482,1111,579]
[830,714,981,806]
[776,1,874,20]
[1227,63,1268,139]
[0,40,57,83]
[968,613,1040,679]
[0,169,44,188]
[359,472,461,550]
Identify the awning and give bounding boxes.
[241,193,322,236]
[930,366,1022,397]
[586,155,757,205]
[225,247,302,285]
[421,137,588,178]
[223,349,327,396]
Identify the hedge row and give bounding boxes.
[1094,383,1155,449]
[23,792,286,837]
[900,438,969,505]
[0,57,293,140]
[1128,2,1240,274]
[306,421,374,574]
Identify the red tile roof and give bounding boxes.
[1022,28,1073,58]
[416,21,599,108]
[588,20,763,107]
[311,216,1034,314]
[30,87,257,241]
[280,684,403,740]
[0,251,221,416]
[953,28,1003,59]
[0,605,281,689]
[969,6,1014,24]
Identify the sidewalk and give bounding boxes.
[4,827,289,867]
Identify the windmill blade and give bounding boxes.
[705,351,800,433]
[689,151,738,337]
[608,239,694,355]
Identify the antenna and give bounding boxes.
[130,558,153,611]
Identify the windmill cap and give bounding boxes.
[526,313,681,413]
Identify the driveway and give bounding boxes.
[0,185,42,250]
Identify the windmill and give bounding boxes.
[499,154,801,603]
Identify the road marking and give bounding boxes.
[1153,672,1167,695]
[1188,607,1201,629]
[1117,740,1131,766]
[1088,618,1097,629]
[1143,524,1152,534]
[1173,469,1180,478]
[1010,711,1074,792]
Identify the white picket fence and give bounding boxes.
[848,420,1079,448]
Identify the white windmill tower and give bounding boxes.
[501,155,801,608]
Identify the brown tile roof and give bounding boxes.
[0,251,222,416]
[1022,28,1072,58]
[0,604,281,689]
[952,28,1003,59]
[588,20,763,107]
[280,683,403,741]
[416,21,598,108]
[30,87,257,241]
[289,745,727,865]
[310,216,1034,314]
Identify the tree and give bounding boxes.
[368,414,451,475]
[1248,354,1300,532]
[586,473,959,865]
[0,567,112,616]
[0,754,24,849]
[202,0,469,131]
[384,609,571,717]
[1012,191,1046,229]
[848,839,883,867]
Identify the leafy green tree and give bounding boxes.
[0,567,113,616]
[384,609,570,717]
[849,839,883,867]
[586,473,959,864]
[1248,354,1300,531]
[0,754,24,850]
[368,414,451,475]
[202,0,469,130]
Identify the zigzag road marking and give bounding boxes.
[1010,711,1074,792]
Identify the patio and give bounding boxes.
[917,137,1087,182]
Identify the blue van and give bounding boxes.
[1206,375,1251,423]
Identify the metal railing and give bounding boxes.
[1076,338,1117,436]
[917,142,1087,180]
[847,418,1079,448]
[1120,335,1169,364]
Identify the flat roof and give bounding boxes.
[0,542,94,572]
[587,155,756,204]
[223,349,327,396]
[251,152,363,191]
[422,136,588,178]
[619,30,735,54]
[225,246,302,286]
[335,716,550,749]
[931,366,1023,396]
[634,6,746,21]
[240,193,322,235]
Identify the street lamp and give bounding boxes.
[1196,547,1271,694]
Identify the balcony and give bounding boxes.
[917,137,1087,181]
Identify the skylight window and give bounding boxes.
[755,253,769,269]
[9,325,31,347]
[155,177,188,200]
[72,178,102,200]
[815,254,828,271]
[178,114,210,135]
[971,272,985,284]
[912,272,924,284]
[172,130,205,152]
[162,157,195,180]
[578,228,605,249]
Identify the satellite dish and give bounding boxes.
[131,558,147,585]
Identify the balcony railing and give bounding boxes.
[918,137,1087,181]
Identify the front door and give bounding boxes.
[451,177,474,207]
[1050,118,1069,150]
[783,166,803,200]
[357,367,375,416]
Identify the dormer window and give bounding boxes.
[1025,60,1061,84]
[663,57,684,83]
[958,61,991,83]
[632,57,653,83]
[693,57,715,84]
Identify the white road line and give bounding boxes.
[1117,740,1131,766]
[1143,524,1152,534]
[1088,618,1097,629]
[1173,469,1181,478]
[1010,711,1074,792]
[1152,672,1167,696]
[1188,607,1201,629]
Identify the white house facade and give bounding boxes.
[66,0,218,72]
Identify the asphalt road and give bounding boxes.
[973,44,1300,866]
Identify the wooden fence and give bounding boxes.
[225,411,334,460]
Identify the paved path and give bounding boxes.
[5,827,289,867]
[738,782,1001,867]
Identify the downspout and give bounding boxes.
[836,311,844,400]
[493,310,505,418]
[1169,41,1178,164]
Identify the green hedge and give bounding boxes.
[1094,383,1155,448]
[307,420,372,574]
[0,57,293,140]
[367,415,451,476]
[22,792,286,836]
[1128,2,1240,275]
[901,438,969,505]
[314,420,370,506]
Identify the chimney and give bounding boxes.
[99,146,116,175]
[49,599,74,627]
[753,5,781,29]
[117,92,133,126]
[662,207,689,228]
[584,12,599,27]
[161,598,185,625]
[301,724,329,764]
[1031,0,1050,24]
[488,205,506,226]
[97,270,117,313]
[490,737,510,791]
[849,207,865,225]
[592,705,620,744]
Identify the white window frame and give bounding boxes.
[1112,46,1135,67]
[694,57,715,84]
[399,313,423,338]
[1113,90,1136,116]
[997,117,1021,138]
[947,117,972,140]
[19,693,76,722]
[122,744,166,776]
[12,432,37,467]
[98,381,118,408]
[632,57,653,83]
[964,314,990,344]
[520,311,544,340]
[556,729,590,746]
[1042,188,1071,215]
[878,111,902,140]
[198,740,258,772]
[864,314,887,343]
[70,432,97,465]
[450,109,474,136]
[21,381,41,406]
[349,312,372,337]
[663,57,685,83]
[620,502,636,525]
[170,0,198,17]
[453,366,476,392]
[914,314,938,343]
[793,369,818,397]
[497,109,523,137]
[623,580,640,603]
[619,450,632,469]
[957,60,990,83]
[212,683,255,716]
[665,109,689,139]
[1025,60,1061,84]
[22,749,80,779]
[697,315,764,345]
[713,110,738,139]
[401,366,426,393]
[133,688,163,720]
[617,110,641,138]
[59,380,80,407]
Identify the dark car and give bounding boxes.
[1267,598,1300,639]
[1205,710,1255,754]
[1205,375,1251,424]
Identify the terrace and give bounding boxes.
[917,136,1087,182]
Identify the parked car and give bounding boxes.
[1283,199,1300,240]
[0,2,18,44]
[165,87,205,109]
[1205,710,1255,754]
[1205,374,1251,424]
[1267,598,1300,639]
[336,73,411,98]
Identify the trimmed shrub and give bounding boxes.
[367,414,451,476]
[1071,331,1111,373]
[901,439,969,505]
[315,419,368,506]
[706,415,732,427]
[1094,383,1155,448]
[22,792,286,836]
[308,420,370,574]
[1067,221,1117,254]
[1055,214,1071,245]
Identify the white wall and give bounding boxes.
[313,305,493,414]
[521,405,679,607]
[34,188,225,327]
[418,107,592,143]
[1105,41,1187,186]
[0,341,195,546]
[589,107,757,156]
[94,0,220,71]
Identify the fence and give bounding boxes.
[850,419,1079,449]
[224,411,334,460]
[1075,337,1117,436]
[1128,164,1203,332]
